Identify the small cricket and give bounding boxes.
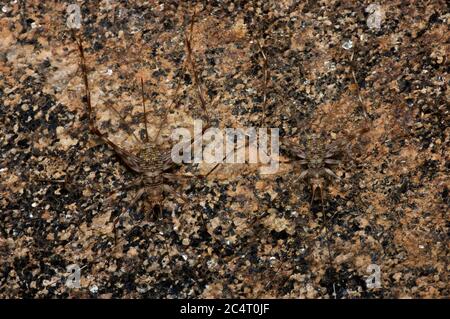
[70,11,212,240]
[247,21,373,297]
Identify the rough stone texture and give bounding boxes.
[0,0,448,298]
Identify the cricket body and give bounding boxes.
[283,132,342,206]
[72,33,185,213]
[69,13,207,220]
[255,44,343,207]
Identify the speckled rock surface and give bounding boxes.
[0,1,448,298]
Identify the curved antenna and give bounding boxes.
[140,78,150,143]
[350,48,369,119]
[71,30,93,127]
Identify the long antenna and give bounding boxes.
[185,11,211,122]
[140,78,150,143]
[257,41,269,128]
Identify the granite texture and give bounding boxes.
[0,0,448,298]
